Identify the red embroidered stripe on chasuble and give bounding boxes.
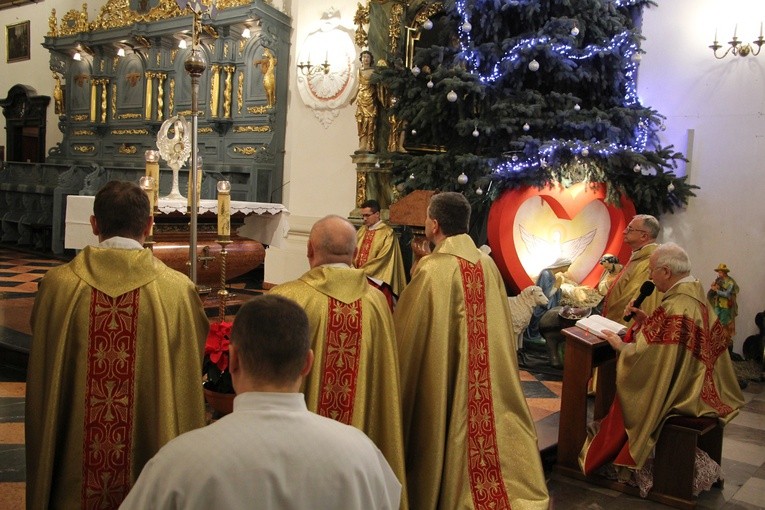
[317,298,363,423]
[82,288,140,508]
[354,230,376,267]
[458,259,511,509]
[641,307,735,416]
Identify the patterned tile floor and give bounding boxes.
[1,245,763,509]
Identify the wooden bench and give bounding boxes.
[651,415,724,509]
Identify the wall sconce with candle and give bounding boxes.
[296,55,331,76]
[710,23,765,58]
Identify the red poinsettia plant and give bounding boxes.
[203,321,235,394]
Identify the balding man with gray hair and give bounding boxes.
[269,215,408,508]
[581,242,744,482]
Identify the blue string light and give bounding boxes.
[453,0,652,175]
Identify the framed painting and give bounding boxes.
[7,20,30,63]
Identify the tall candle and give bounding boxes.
[187,156,203,208]
[144,149,160,210]
[139,176,155,237]
[217,180,231,238]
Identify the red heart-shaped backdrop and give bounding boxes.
[487,182,636,294]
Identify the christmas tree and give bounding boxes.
[375,0,694,219]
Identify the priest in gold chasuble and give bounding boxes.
[394,193,549,510]
[580,243,744,476]
[602,214,663,326]
[270,215,407,508]
[26,181,209,510]
[354,199,407,298]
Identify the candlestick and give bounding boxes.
[144,149,160,211]
[217,180,231,238]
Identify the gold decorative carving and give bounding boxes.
[356,171,366,208]
[156,52,161,66]
[100,60,105,73]
[157,73,166,121]
[198,127,213,134]
[72,114,89,121]
[118,144,138,154]
[90,79,97,122]
[73,129,95,136]
[354,2,370,48]
[171,48,178,62]
[210,65,220,118]
[48,9,58,37]
[145,71,154,120]
[389,3,404,55]
[73,144,95,153]
[237,72,243,115]
[233,125,271,133]
[100,78,108,123]
[247,105,271,114]
[118,113,143,119]
[111,84,116,118]
[224,42,229,58]
[233,146,260,156]
[169,78,175,115]
[223,65,235,119]
[111,129,148,135]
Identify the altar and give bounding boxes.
[65,195,289,287]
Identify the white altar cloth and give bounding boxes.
[65,196,289,249]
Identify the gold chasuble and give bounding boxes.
[354,223,407,297]
[394,234,549,510]
[269,266,408,507]
[580,279,744,475]
[26,247,209,510]
[602,243,662,326]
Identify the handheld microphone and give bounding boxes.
[623,281,656,322]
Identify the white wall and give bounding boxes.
[639,0,765,351]
[2,0,761,351]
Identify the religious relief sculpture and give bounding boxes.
[350,50,377,153]
[253,48,277,108]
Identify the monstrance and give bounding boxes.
[156,115,192,200]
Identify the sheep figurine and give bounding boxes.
[507,285,549,350]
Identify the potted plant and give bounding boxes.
[203,320,235,415]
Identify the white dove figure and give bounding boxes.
[519,224,597,269]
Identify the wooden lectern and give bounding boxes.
[390,190,435,272]
[555,326,616,473]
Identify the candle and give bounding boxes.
[217,180,231,238]
[144,149,160,210]
[733,24,738,38]
[714,28,718,43]
[760,22,763,39]
[187,157,203,209]
[139,176,155,237]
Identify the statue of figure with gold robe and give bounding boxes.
[350,50,377,153]
[253,48,277,108]
[53,73,64,114]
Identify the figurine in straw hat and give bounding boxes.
[708,263,739,348]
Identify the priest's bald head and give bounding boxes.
[426,191,471,245]
[307,215,358,268]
